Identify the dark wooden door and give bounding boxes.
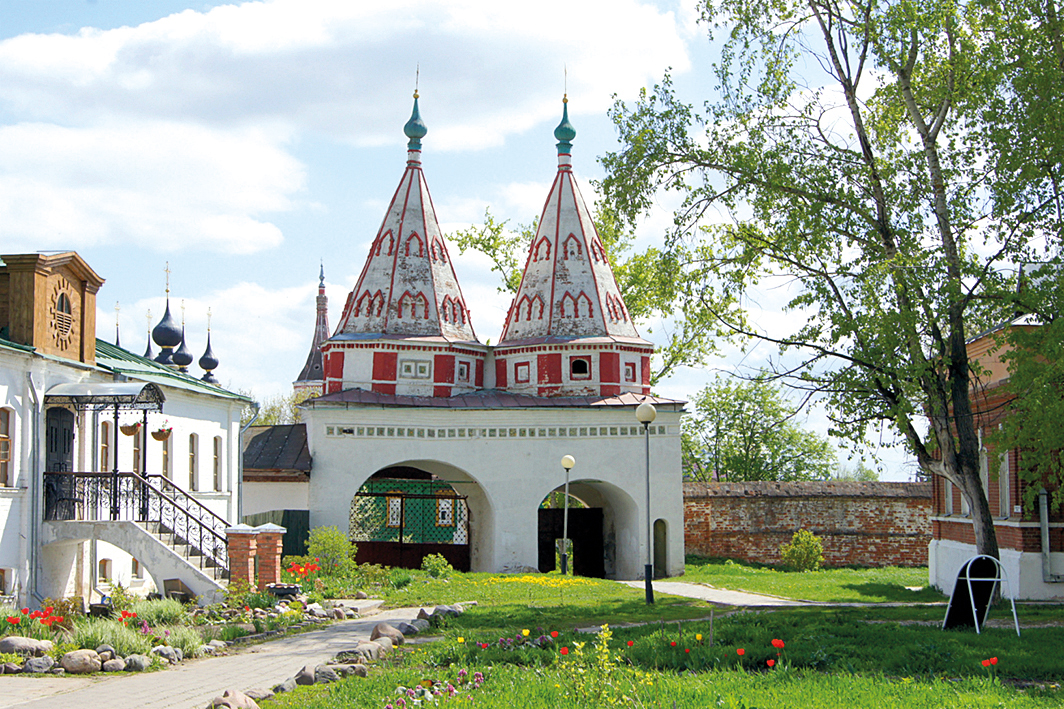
[45,408,74,472]
[537,508,605,578]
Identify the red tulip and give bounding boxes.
[685,648,691,654]
[982,659,991,667]
[737,648,745,656]
[626,641,634,647]
[560,647,569,656]
[45,606,53,615]
[771,639,785,649]
[550,631,558,638]
[990,657,998,665]
[670,641,677,647]
[6,617,19,624]
[767,659,775,667]
[21,608,28,615]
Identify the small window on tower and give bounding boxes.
[624,362,637,382]
[457,361,470,382]
[515,362,531,383]
[570,356,591,380]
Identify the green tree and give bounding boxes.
[240,389,316,426]
[450,207,723,384]
[601,0,1063,558]
[682,376,836,481]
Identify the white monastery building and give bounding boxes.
[296,94,686,579]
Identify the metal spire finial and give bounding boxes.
[207,307,212,333]
[114,301,121,346]
[181,299,185,326]
[164,262,171,296]
[414,64,419,99]
[564,64,568,103]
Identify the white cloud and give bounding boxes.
[0,120,303,253]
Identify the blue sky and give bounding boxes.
[0,0,914,477]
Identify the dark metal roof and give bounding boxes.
[304,388,685,410]
[242,424,312,473]
[45,381,165,411]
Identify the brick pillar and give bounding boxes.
[226,525,259,588]
[254,523,287,591]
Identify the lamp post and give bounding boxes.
[636,402,656,604]
[560,454,575,575]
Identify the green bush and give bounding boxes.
[161,625,204,658]
[780,529,825,572]
[130,598,185,627]
[421,553,454,579]
[307,525,358,577]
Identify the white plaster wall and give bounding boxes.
[929,538,1064,601]
[95,539,158,597]
[305,405,684,578]
[243,482,310,516]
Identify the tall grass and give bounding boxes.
[130,598,185,627]
[70,617,152,656]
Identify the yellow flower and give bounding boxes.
[696,633,703,641]
[522,629,530,636]
[457,637,465,643]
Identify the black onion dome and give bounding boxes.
[199,333,219,372]
[172,329,194,369]
[152,300,183,348]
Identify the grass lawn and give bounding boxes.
[260,565,1063,709]
[683,556,946,603]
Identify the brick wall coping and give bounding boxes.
[684,480,932,499]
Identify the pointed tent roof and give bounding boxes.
[333,94,479,344]
[296,265,329,383]
[498,98,646,346]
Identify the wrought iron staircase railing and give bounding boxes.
[44,471,229,581]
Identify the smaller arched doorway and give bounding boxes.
[349,466,470,571]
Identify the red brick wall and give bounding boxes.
[684,481,932,567]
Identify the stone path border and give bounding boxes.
[0,601,429,709]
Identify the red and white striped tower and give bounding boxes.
[494,97,654,397]
[321,92,486,396]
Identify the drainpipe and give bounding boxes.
[1038,488,1064,583]
[26,372,44,604]
[237,403,259,523]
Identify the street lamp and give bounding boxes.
[560,454,575,575]
[636,402,657,604]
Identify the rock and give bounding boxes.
[243,689,275,703]
[372,637,393,656]
[351,643,379,661]
[417,607,433,621]
[124,654,151,672]
[314,665,340,684]
[306,602,325,616]
[0,636,53,657]
[152,646,179,664]
[335,664,369,678]
[332,607,346,620]
[3,662,22,674]
[103,658,127,672]
[434,604,462,617]
[60,649,101,674]
[370,621,405,645]
[454,600,478,608]
[23,656,56,673]
[344,608,357,619]
[208,639,228,649]
[174,647,185,662]
[272,677,297,694]
[355,590,368,599]
[295,664,316,686]
[201,645,216,656]
[97,650,113,663]
[95,644,116,656]
[410,618,431,632]
[207,689,260,709]
[396,622,419,636]
[49,667,65,675]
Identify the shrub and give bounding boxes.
[307,526,358,577]
[225,579,275,610]
[105,581,139,613]
[421,553,453,579]
[780,529,825,572]
[161,625,203,658]
[130,598,185,627]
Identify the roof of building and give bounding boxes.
[296,265,330,383]
[242,424,311,473]
[95,339,250,402]
[305,387,685,410]
[499,99,648,347]
[332,94,480,344]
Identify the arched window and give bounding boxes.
[0,409,10,486]
[188,434,198,491]
[570,357,591,380]
[98,558,112,582]
[213,436,223,492]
